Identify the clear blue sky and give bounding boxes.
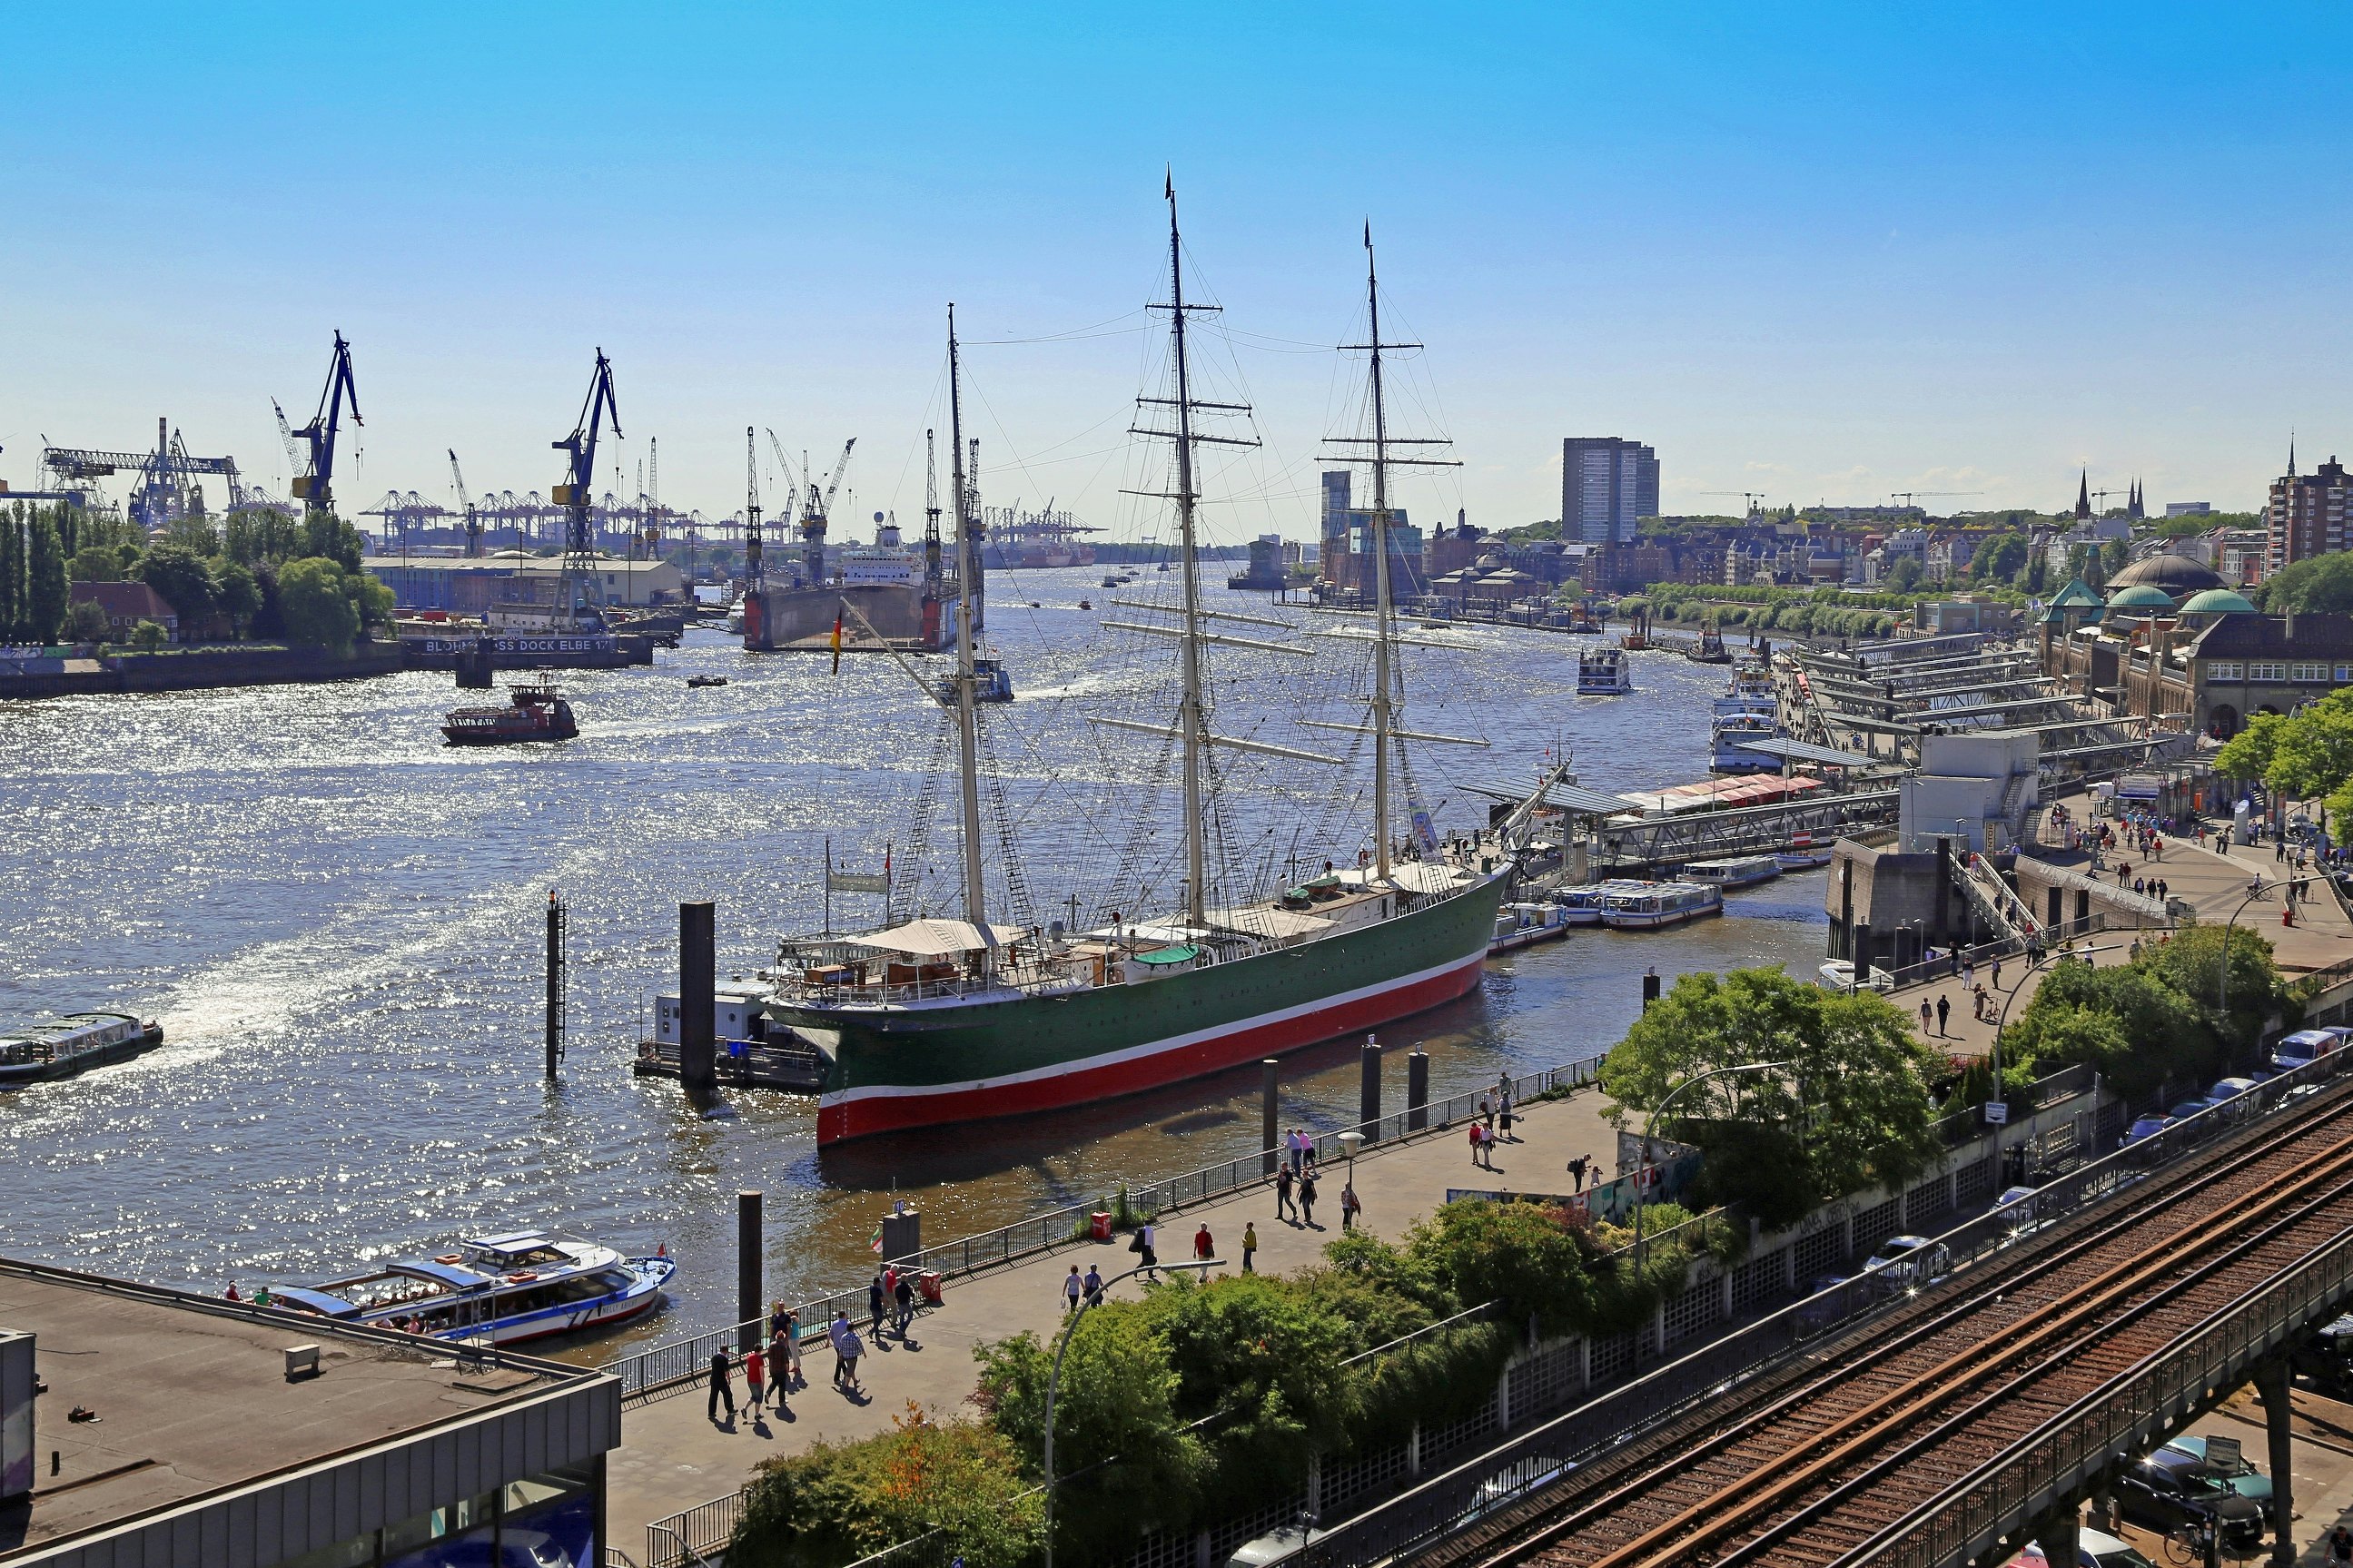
[4,3,2347,539]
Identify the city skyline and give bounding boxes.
[4,4,2345,539]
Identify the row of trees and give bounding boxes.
[2215,690,2353,844]
[2257,552,2353,616]
[0,506,71,645]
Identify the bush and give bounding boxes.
[1405,1196,1594,1338]
[64,599,107,643]
[129,618,167,650]
[277,557,361,654]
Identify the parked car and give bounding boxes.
[1992,1185,2042,1233]
[2159,1435,2274,1525]
[2005,1526,2155,1568]
[1227,1522,1325,1568]
[2168,1098,2220,1122]
[2121,1115,2175,1149]
[2273,1027,2349,1073]
[1861,1234,1952,1294]
[2111,1453,2264,1547]
[2208,1077,2260,1103]
[1794,1273,1856,1333]
[2294,1312,2353,1395]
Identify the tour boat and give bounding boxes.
[1682,854,1783,890]
[1710,710,1782,774]
[1577,647,1635,695]
[269,1231,674,1346]
[0,1011,164,1087]
[441,685,578,745]
[1489,901,1572,953]
[755,195,1558,1145]
[1599,881,1724,930]
[1553,881,1646,926]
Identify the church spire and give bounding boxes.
[2289,430,2298,478]
[2074,468,2091,520]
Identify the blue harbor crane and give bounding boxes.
[288,331,361,515]
[551,350,620,616]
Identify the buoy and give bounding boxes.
[657,1241,667,1257]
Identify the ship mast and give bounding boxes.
[946,308,989,935]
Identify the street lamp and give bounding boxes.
[2219,875,2315,1018]
[1043,1258,1219,1568]
[1635,1060,1794,1265]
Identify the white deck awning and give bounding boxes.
[842,919,1024,957]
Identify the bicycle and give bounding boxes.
[2162,1520,2215,1566]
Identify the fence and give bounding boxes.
[610,1056,1607,1400]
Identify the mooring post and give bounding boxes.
[1261,1059,1280,1176]
[1407,1050,1429,1130]
[680,901,717,1093]
[1359,1035,1382,1139]
[737,1189,763,1351]
[1641,965,1662,1010]
[544,889,564,1081]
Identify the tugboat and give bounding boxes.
[441,685,578,745]
[687,674,730,688]
[1687,625,1733,664]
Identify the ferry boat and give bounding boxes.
[0,1011,164,1086]
[270,1231,675,1346]
[1489,901,1572,953]
[1775,833,1834,871]
[1710,710,1782,773]
[1577,647,1635,695]
[1553,880,1646,926]
[440,685,578,745]
[1682,853,1783,890]
[755,195,1558,1146]
[1599,881,1724,930]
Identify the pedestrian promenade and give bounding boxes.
[605,1083,1625,1550]
[1891,789,2353,1065]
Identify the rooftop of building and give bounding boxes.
[2185,610,2353,659]
[2107,551,2225,597]
[0,1257,608,1557]
[2178,587,2259,616]
[66,580,181,619]
[2105,584,2179,611]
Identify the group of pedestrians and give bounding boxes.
[1274,1150,1320,1226]
[706,1301,815,1425]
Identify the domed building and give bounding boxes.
[2102,584,2178,617]
[2177,587,2258,618]
[2103,552,2225,601]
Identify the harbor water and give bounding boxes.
[0,572,1825,1344]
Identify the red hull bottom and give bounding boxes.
[815,950,1486,1145]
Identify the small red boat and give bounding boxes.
[441,685,578,745]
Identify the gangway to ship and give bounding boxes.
[1593,787,1900,873]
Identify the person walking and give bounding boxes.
[894,1272,916,1336]
[1193,1221,1214,1262]
[1063,1264,1084,1316]
[1300,1169,1319,1226]
[1241,1221,1258,1274]
[769,1298,789,1346]
[1340,1183,1362,1231]
[1479,1094,1494,1133]
[867,1272,886,1337]
[744,1345,766,1413]
[1276,1162,1297,1220]
[1567,1154,1589,1192]
[2326,1522,2351,1564]
[1990,958,2002,991]
[1919,998,1933,1035]
[1962,959,1974,990]
[707,1347,736,1424]
[1136,1219,1158,1279]
[1469,1120,1486,1167]
[1934,994,1951,1036]
[766,1330,792,1408]
[829,1310,855,1387]
[1499,1091,1516,1141]
[1083,1264,1104,1307]
[781,1308,803,1386]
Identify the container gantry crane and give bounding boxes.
[288,331,361,515]
[550,350,620,614]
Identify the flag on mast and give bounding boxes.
[829,610,845,674]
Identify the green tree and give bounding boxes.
[0,510,21,641]
[210,558,260,634]
[68,545,124,583]
[25,512,68,644]
[2011,956,2213,1097]
[2259,552,2353,615]
[2215,711,2285,784]
[300,509,367,573]
[1599,967,1943,1222]
[345,564,394,627]
[162,513,222,556]
[2131,924,2290,1052]
[129,618,167,651]
[277,557,361,653]
[1970,532,2029,583]
[134,544,219,628]
[64,599,107,644]
[1888,557,1924,591]
[1405,1195,1595,1336]
[224,507,304,566]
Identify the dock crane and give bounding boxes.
[288,332,361,515]
[1887,489,1981,509]
[744,427,764,586]
[550,350,620,614]
[800,438,855,583]
[449,449,480,557]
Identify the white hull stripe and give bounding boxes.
[823,943,1487,1108]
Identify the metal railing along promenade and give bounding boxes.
[608,1055,1606,1401]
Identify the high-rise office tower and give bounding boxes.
[1561,438,1659,544]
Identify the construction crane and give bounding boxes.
[762,429,800,528]
[550,350,620,614]
[449,449,480,557]
[744,427,764,586]
[1888,489,1982,509]
[287,331,361,515]
[44,419,242,528]
[800,437,855,582]
[1698,489,1769,516]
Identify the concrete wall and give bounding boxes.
[0,643,403,699]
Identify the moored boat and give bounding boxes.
[0,1011,164,1086]
[269,1230,673,1346]
[1599,881,1724,929]
[1489,900,1572,953]
[441,685,578,745]
[1775,833,1834,870]
[1711,710,1782,773]
[1687,626,1733,664]
[1682,853,1783,890]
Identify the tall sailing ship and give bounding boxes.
[756,187,1558,1144]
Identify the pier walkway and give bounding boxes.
[1887,786,2353,1066]
[607,1084,1626,1557]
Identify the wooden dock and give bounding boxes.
[630,1038,827,1091]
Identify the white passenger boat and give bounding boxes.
[1489,901,1572,953]
[1554,880,1643,926]
[270,1230,675,1346]
[1683,854,1783,890]
[0,1011,164,1086]
[1599,881,1724,929]
[1710,711,1782,774]
[1577,646,1635,695]
[1818,960,1894,993]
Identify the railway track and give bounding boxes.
[1439,1079,2353,1568]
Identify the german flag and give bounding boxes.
[830,611,845,675]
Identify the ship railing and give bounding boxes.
[604,1053,1607,1402]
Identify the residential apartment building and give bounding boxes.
[1560,438,1659,545]
[2267,455,2353,573]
